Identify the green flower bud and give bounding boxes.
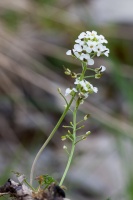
[84,114,90,120]
[64,68,71,75]
[82,135,87,140]
[58,88,61,93]
[61,136,67,141]
[95,73,102,79]
[86,131,91,135]
[71,72,77,78]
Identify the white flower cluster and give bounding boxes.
[66,31,109,65]
[65,78,98,99]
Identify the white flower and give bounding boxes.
[87,41,97,51]
[65,88,77,96]
[89,30,98,40]
[93,44,105,57]
[79,80,88,91]
[89,83,98,93]
[81,92,89,99]
[78,53,94,65]
[97,35,108,44]
[74,78,98,99]
[83,44,92,53]
[66,30,109,66]
[79,53,90,61]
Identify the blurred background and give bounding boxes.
[0,0,133,200]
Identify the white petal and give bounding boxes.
[74,79,80,85]
[75,39,84,45]
[80,80,86,87]
[72,88,78,93]
[79,53,90,61]
[86,31,91,36]
[75,39,80,43]
[73,51,80,58]
[86,47,92,53]
[100,65,106,72]
[78,32,86,39]
[83,93,89,99]
[92,30,97,35]
[74,44,82,52]
[84,54,90,59]
[88,59,94,65]
[66,50,72,55]
[104,50,109,57]
[93,87,98,93]
[65,88,72,96]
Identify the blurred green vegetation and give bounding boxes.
[0,9,23,30]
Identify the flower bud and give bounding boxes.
[64,68,71,75]
[95,74,101,79]
[71,72,77,78]
[84,114,90,120]
[86,131,91,135]
[58,88,61,93]
[61,136,66,141]
[63,145,67,149]
[81,135,87,140]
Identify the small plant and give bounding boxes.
[0,30,109,200]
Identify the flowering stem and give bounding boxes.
[30,95,75,185]
[59,63,88,186]
[80,62,87,80]
[59,103,78,186]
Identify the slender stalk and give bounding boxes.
[84,75,95,79]
[59,104,78,186]
[80,62,87,80]
[24,179,35,191]
[30,95,75,185]
[59,63,87,186]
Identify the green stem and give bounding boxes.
[30,95,75,185]
[84,75,95,79]
[24,179,36,191]
[59,104,78,186]
[80,62,87,80]
[59,63,88,186]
